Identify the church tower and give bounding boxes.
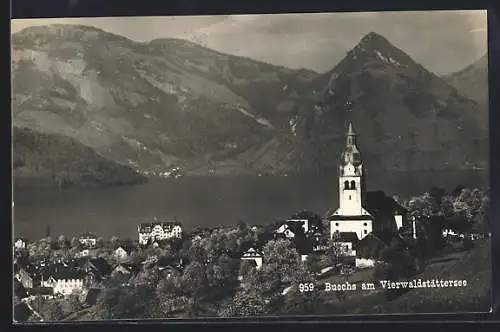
[338,123,364,215]
[330,122,373,240]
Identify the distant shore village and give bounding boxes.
[13,123,484,306]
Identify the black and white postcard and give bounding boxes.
[11,10,491,322]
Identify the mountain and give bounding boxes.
[11,26,489,178]
[442,54,488,106]
[11,24,317,177]
[13,126,146,188]
[286,32,489,173]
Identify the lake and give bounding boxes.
[13,171,488,241]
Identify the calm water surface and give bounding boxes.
[13,171,488,240]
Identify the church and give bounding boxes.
[329,123,407,248]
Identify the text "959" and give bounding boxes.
[299,283,315,293]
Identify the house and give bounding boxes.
[78,249,90,258]
[14,238,27,250]
[40,267,85,296]
[240,247,263,269]
[70,257,113,283]
[137,220,183,245]
[114,246,131,260]
[78,233,97,248]
[275,219,309,239]
[332,231,359,257]
[17,266,40,289]
[111,263,141,280]
[442,228,465,239]
[328,123,407,245]
[27,287,54,300]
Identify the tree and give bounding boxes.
[206,254,239,297]
[218,288,269,317]
[109,236,119,249]
[155,275,187,318]
[239,259,258,282]
[379,238,417,280]
[93,286,152,320]
[322,232,344,268]
[57,235,67,249]
[39,300,64,321]
[67,290,83,312]
[236,219,248,233]
[305,253,323,275]
[181,261,208,298]
[96,237,105,248]
[70,237,79,248]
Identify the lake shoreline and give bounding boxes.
[13,170,488,240]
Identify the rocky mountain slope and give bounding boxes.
[11,26,489,179]
[11,24,316,176]
[442,54,488,106]
[286,32,489,173]
[13,126,146,188]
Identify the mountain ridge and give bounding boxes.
[11,25,489,182]
[442,53,488,106]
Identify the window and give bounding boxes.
[351,180,356,189]
[344,181,349,189]
[335,223,339,227]
[363,223,367,226]
[349,195,352,200]
[364,230,367,234]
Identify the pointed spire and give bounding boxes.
[348,122,355,135]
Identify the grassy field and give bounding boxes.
[371,239,492,314]
[309,240,491,315]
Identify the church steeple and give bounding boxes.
[341,122,362,166]
[346,122,356,146]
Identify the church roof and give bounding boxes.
[330,214,373,221]
[365,191,407,215]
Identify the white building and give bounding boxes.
[78,233,97,247]
[41,270,85,296]
[137,221,182,245]
[240,247,263,269]
[14,238,27,250]
[329,123,407,248]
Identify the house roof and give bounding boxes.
[40,264,86,280]
[116,244,135,253]
[28,287,54,295]
[138,221,182,233]
[79,232,96,238]
[241,247,263,258]
[89,258,113,275]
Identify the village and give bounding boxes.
[13,123,490,321]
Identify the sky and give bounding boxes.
[11,10,487,75]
